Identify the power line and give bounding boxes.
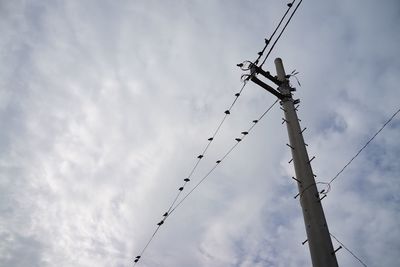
[169,99,279,216]
[260,0,303,68]
[298,106,400,197]
[132,1,302,263]
[330,233,368,267]
[162,83,246,223]
[327,106,400,185]
[254,0,296,65]
[133,99,278,266]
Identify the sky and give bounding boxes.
[0,0,399,266]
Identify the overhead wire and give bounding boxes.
[133,99,279,266]
[298,106,400,198]
[132,1,302,264]
[260,0,303,68]
[169,99,279,216]
[327,106,400,186]
[330,232,368,267]
[254,0,296,65]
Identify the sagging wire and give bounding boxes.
[327,106,400,187]
[132,0,301,263]
[133,99,279,265]
[169,99,279,216]
[330,232,368,267]
[133,87,242,265]
[296,106,400,199]
[134,0,302,265]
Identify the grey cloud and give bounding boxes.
[1,0,399,267]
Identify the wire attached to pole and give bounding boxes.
[297,106,400,197]
[330,233,368,267]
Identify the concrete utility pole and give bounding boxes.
[248,58,339,266]
[274,58,338,267]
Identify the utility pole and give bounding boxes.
[247,58,339,266]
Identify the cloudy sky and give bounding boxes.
[1,0,399,266]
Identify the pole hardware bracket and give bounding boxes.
[286,143,295,150]
[331,246,343,255]
[251,75,286,100]
[252,65,283,86]
[292,176,302,183]
[308,156,315,164]
[317,195,327,202]
[244,63,287,100]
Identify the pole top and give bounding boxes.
[274,58,286,82]
[274,57,283,64]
